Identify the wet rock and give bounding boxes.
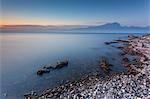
[122,57,129,63]
[37,60,68,75]
[24,91,37,99]
[99,57,112,73]
[105,41,118,45]
[24,93,32,99]
[55,60,68,69]
[31,91,37,96]
[43,64,54,69]
[37,69,50,75]
[114,40,129,44]
[116,46,124,49]
[128,35,138,39]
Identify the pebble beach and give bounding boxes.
[25,34,150,99]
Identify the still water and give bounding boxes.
[1,33,131,98]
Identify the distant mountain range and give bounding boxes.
[73,22,150,33]
[1,22,150,33]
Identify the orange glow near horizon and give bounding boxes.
[1,19,73,26]
[0,15,86,26]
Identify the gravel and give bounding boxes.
[26,34,150,99]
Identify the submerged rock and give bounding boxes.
[105,41,118,45]
[43,64,54,69]
[37,69,50,75]
[115,39,129,43]
[24,91,37,99]
[99,57,112,73]
[37,60,69,75]
[55,60,68,69]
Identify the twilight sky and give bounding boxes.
[1,0,150,26]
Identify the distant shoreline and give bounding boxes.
[1,32,149,34]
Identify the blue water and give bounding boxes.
[0,33,134,98]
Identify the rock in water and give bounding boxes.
[55,60,68,69]
[99,57,112,73]
[37,60,69,75]
[24,91,37,99]
[37,69,50,75]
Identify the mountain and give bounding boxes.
[0,25,70,33]
[1,22,150,33]
[0,25,87,33]
[73,22,150,33]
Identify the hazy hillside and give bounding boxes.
[1,23,150,33]
[73,23,150,33]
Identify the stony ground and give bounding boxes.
[26,34,150,99]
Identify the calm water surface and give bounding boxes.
[1,33,133,98]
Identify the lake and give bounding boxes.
[0,33,136,98]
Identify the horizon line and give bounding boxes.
[1,23,150,28]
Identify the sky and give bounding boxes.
[1,0,150,26]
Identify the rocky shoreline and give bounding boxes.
[25,34,150,99]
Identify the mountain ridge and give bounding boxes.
[73,22,150,33]
[1,22,150,33]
